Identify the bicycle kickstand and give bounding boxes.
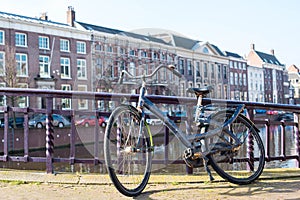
[203,156,214,181]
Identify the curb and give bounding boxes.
[0,168,300,185]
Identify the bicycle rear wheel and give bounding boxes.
[104,105,153,197]
[206,111,265,184]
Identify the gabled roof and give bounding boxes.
[172,35,199,49]
[210,44,225,56]
[224,51,243,59]
[77,21,170,45]
[0,11,69,27]
[255,50,283,66]
[288,64,300,73]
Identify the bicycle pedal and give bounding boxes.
[183,148,193,159]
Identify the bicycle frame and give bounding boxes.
[137,82,245,150]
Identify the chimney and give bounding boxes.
[270,49,274,55]
[67,6,75,27]
[250,43,255,50]
[40,12,48,20]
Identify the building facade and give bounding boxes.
[247,44,288,104]
[0,9,91,110]
[0,7,293,112]
[224,51,248,101]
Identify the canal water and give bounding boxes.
[0,123,298,174]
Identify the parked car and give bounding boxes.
[75,115,107,127]
[266,110,278,115]
[0,117,24,128]
[276,112,294,121]
[28,114,71,128]
[255,109,266,114]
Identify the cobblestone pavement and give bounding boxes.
[0,169,300,200]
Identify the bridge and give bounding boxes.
[0,87,300,174]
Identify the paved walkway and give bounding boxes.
[0,168,300,199]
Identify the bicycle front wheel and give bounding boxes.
[104,105,153,197]
[206,111,265,184]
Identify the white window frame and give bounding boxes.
[60,57,71,79]
[77,41,86,54]
[0,30,4,45]
[39,36,49,49]
[17,83,28,108]
[61,84,71,109]
[15,32,27,47]
[60,39,70,52]
[16,53,28,77]
[77,59,87,79]
[77,85,88,110]
[0,52,5,76]
[0,82,6,106]
[39,55,50,78]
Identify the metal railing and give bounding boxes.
[0,88,299,173]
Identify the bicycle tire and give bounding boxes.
[206,110,265,184]
[104,105,152,197]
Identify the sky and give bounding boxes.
[1,0,300,67]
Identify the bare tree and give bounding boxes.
[0,46,29,128]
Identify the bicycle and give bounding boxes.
[104,64,265,197]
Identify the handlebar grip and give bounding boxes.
[168,65,182,78]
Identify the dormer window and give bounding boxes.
[202,47,209,54]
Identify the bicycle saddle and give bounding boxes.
[186,86,213,96]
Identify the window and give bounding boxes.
[60,39,70,52]
[0,82,6,106]
[106,46,113,53]
[95,44,103,51]
[16,53,28,76]
[129,49,135,56]
[153,52,159,60]
[242,63,246,70]
[119,48,125,55]
[76,42,86,54]
[196,62,200,76]
[129,62,135,76]
[78,85,88,110]
[202,47,209,54]
[141,51,147,58]
[39,55,50,77]
[61,84,71,109]
[234,73,238,85]
[218,65,221,79]
[234,62,237,68]
[223,66,227,79]
[77,59,87,79]
[211,64,215,78]
[15,33,27,47]
[0,30,4,45]
[39,36,49,49]
[0,52,4,75]
[243,74,247,86]
[179,59,184,74]
[230,72,234,85]
[60,57,71,78]
[204,63,208,78]
[17,83,28,108]
[187,60,192,75]
[239,73,243,85]
[229,61,233,68]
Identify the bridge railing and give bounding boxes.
[0,88,299,174]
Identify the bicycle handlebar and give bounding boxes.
[118,64,182,84]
